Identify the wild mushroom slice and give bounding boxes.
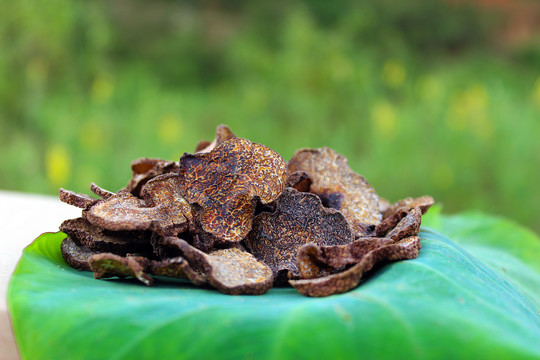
[162,237,274,295]
[382,195,435,219]
[386,207,422,241]
[149,257,207,286]
[90,183,115,199]
[89,253,153,286]
[286,170,312,193]
[195,124,237,153]
[59,188,98,209]
[61,236,95,271]
[179,137,287,244]
[125,157,180,197]
[287,147,381,235]
[290,236,421,297]
[245,187,354,284]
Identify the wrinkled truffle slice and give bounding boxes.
[286,171,312,193]
[150,257,207,286]
[90,183,115,199]
[386,207,422,241]
[59,188,97,209]
[61,237,95,271]
[126,158,180,197]
[287,147,381,235]
[60,217,151,255]
[89,253,153,286]
[297,237,394,279]
[290,236,421,297]
[164,237,274,295]
[85,175,191,237]
[179,137,287,243]
[245,188,353,283]
[195,124,237,153]
[382,196,434,219]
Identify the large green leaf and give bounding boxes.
[8,219,540,360]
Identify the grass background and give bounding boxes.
[1,0,539,233]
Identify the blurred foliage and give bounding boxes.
[1,0,539,233]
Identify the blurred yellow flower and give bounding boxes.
[431,163,454,190]
[45,144,71,187]
[416,75,441,102]
[91,75,114,104]
[371,100,397,138]
[157,115,183,144]
[382,60,406,88]
[533,77,540,107]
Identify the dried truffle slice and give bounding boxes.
[290,236,421,297]
[287,147,381,235]
[150,257,207,286]
[90,183,115,199]
[59,188,97,209]
[125,158,180,197]
[60,217,151,255]
[61,236,95,271]
[296,237,394,279]
[179,137,287,244]
[382,196,434,219]
[163,237,273,295]
[85,176,191,237]
[245,187,354,284]
[195,124,237,154]
[386,207,422,241]
[286,171,312,193]
[89,253,153,286]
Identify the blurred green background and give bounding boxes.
[1,0,539,233]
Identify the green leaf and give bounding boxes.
[8,222,540,360]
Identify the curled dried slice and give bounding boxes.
[163,237,273,295]
[90,183,115,199]
[382,195,434,219]
[85,174,191,237]
[150,257,207,286]
[386,207,422,241]
[245,187,353,284]
[89,253,153,286]
[61,236,95,271]
[195,124,237,154]
[60,217,151,255]
[126,158,180,197]
[179,137,287,243]
[297,237,394,279]
[59,188,97,209]
[290,236,421,297]
[287,147,381,235]
[286,170,312,193]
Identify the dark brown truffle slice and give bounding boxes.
[286,171,312,193]
[245,187,354,284]
[386,207,422,241]
[60,217,151,255]
[59,188,97,209]
[149,257,207,286]
[382,196,434,219]
[290,236,421,297]
[89,253,153,286]
[90,183,115,199]
[195,124,237,154]
[61,236,95,271]
[125,158,180,197]
[287,147,381,235]
[179,137,287,244]
[296,237,394,279]
[163,237,274,295]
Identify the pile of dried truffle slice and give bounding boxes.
[59,125,434,297]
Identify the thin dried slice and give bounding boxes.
[90,183,115,199]
[60,217,151,254]
[61,236,95,271]
[179,137,287,244]
[378,197,391,214]
[89,253,153,286]
[126,158,180,197]
[287,147,381,235]
[59,188,97,209]
[86,175,191,237]
[163,237,273,295]
[297,237,394,279]
[382,195,435,219]
[290,236,421,297]
[245,187,354,284]
[149,257,207,286]
[286,170,312,193]
[387,207,422,241]
[195,124,237,153]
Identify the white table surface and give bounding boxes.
[0,191,80,360]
